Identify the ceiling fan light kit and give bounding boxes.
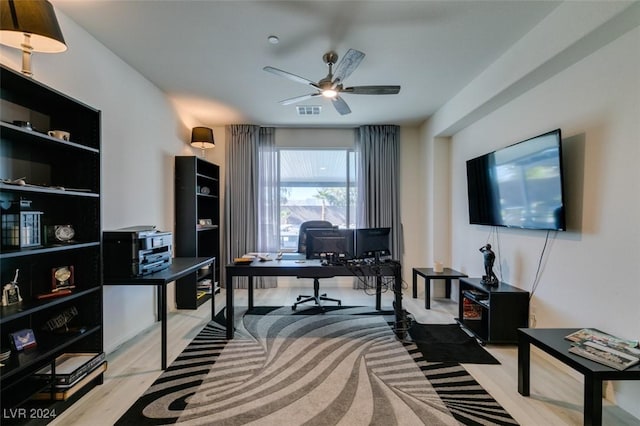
[263,49,400,115]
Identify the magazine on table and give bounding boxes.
[569,341,639,370]
[565,328,639,370]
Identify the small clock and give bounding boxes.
[51,266,75,291]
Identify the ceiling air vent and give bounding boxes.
[296,105,321,116]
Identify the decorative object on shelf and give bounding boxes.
[47,129,70,140]
[190,126,215,157]
[12,120,32,130]
[200,186,211,194]
[51,265,75,292]
[479,244,498,286]
[198,218,213,226]
[43,306,80,333]
[0,0,67,77]
[33,352,105,386]
[0,347,11,362]
[0,198,44,248]
[45,224,76,243]
[1,269,22,306]
[9,328,37,351]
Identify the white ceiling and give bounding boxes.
[54,0,560,128]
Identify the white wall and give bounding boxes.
[419,3,640,418]
[1,12,209,353]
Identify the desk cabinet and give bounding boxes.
[174,156,220,309]
[0,65,103,414]
[457,278,529,344]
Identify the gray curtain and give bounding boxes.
[224,125,277,289]
[257,127,279,253]
[355,124,403,265]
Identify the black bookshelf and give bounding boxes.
[0,64,103,420]
[174,156,219,309]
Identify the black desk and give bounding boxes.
[225,257,404,340]
[518,328,640,426]
[412,267,467,309]
[104,257,214,369]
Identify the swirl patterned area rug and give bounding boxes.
[116,307,518,425]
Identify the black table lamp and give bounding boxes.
[0,0,67,77]
[191,127,215,157]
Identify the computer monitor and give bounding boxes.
[305,228,354,260]
[355,227,391,260]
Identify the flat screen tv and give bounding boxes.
[305,228,354,259]
[355,227,392,259]
[466,129,566,231]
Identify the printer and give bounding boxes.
[103,226,172,278]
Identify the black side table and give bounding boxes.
[518,328,640,426]
[412,267,467,309]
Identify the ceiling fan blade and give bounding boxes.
[279,93,320,106]
[263,66,319,88]
[331,49,365,87]
[331,96,351,115]
[343,85,401,95]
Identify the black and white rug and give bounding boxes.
[116,307,517,425]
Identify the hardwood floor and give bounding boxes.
[52,284,639,426]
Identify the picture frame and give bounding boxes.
[9,328,37,351]
[1,282,22,306]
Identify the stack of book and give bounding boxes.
[32,352,107,400]
[565,328,640,371]
[197,278,213,294]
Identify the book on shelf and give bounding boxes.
[462,289,488,300]
[197,278,213,294]
[565,328,640,370]
[33,352,106,385]
[32,362,107,401]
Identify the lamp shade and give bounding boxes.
[0,0,66,53]
[190,127,215,150]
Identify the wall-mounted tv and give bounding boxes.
[466,129,566,231]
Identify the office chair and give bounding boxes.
[292,220,342,311]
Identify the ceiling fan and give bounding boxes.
[263,49,400,115]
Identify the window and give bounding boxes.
[279,149,357,250]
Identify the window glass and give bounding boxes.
[279,149,356,250]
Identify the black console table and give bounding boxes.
[457,277,529,344]
[104,257,214,369]
[518,328,640,426]
[412,267,467,309]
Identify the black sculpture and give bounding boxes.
[479,244,499,286]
